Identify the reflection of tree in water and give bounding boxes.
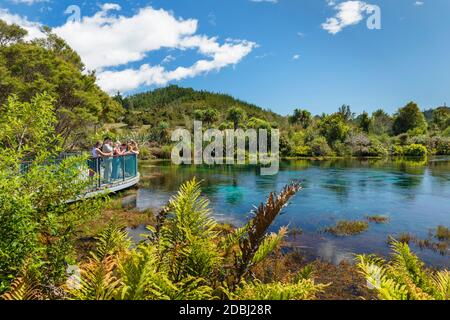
[428,159,450,186]
[321,170,350,202]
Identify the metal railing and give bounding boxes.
[87,153,139,190]
[20,153,139,193]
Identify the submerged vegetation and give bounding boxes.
[323,220,369,236]
[392,226,450,256]
[366,215,390,224]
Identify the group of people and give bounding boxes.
[90,137,140,183]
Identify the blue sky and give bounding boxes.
[1,0,449,116]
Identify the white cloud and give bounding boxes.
[292,54,300,60]
[0,4,256,94]
[322,1,376,34]
[0,8,45,39]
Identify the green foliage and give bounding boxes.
[0,94,102,295]
[403,144,428,157]
[227,107,247,130]
[308,136,333,157]
[318,113,350,145]
[0,21,124,148]
[63,179,324,301]
[289,109,312,129]
[231,279,326,300]
[324,220,369,236]
[0,20,27,46]
[431,107,450,132]
[357,111,371,133]
[357,240,450,300]
[393,102,427,136]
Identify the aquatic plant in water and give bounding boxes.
[324,220,369,236]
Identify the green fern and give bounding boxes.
[232,278,326,300]
[357,239,449,300]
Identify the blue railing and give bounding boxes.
[87,153,139,190]
[20,153,139,194]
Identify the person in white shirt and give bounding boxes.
[101,138,114,183]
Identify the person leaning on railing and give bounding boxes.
[89,140,113,177]
[112,141,126,180]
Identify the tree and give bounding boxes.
[370,109,393,135]
[194,108,219,126]
[0,20,27,46]
[246,117,271,130]
[318,113,350,145]
[227,107,246,130]
[0,21,124,148]
[338,105,354,122]
[392,102,427,135]
[432,107,450,132]
[357,111,371,133]
[289,109,312,129]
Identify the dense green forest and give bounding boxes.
[111,86,450,159]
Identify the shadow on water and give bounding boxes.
[129,157,450,268]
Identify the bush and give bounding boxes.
[308,137,333,157]
[403,144,428,157]
[139,144,152,160]
[292,145,311,157]
[434,138,450,155]
[391,145,404,156]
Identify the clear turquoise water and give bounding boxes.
[134,158,450,268]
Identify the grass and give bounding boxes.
[366,215,389,224]
[324,220,369,236]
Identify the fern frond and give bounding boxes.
[70,256,120,300]
[430,270,450,300]
[92,221,130,262]
[233,279,325,300]
[1,276,40,300]
[251,227,287,265]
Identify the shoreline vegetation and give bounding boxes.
[1,20,449,300]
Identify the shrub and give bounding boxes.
[435,138,450,155]
[308,137,333,157]
[391,145,404,156]
[292,145,311,157]
[403,144,427,157]
[138,144,152,160]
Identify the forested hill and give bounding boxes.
[118,85,287,128]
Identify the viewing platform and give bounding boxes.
[85,153,140,197]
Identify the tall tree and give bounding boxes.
[357,111,371,133]
[338,105,354,122]
[318,113,350,145]
[432,107,450,132]
[289,109,312,129]
[370,109,393,135]
[392,102,427,135]
[227,107,246,130]
[0,20,27,46]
